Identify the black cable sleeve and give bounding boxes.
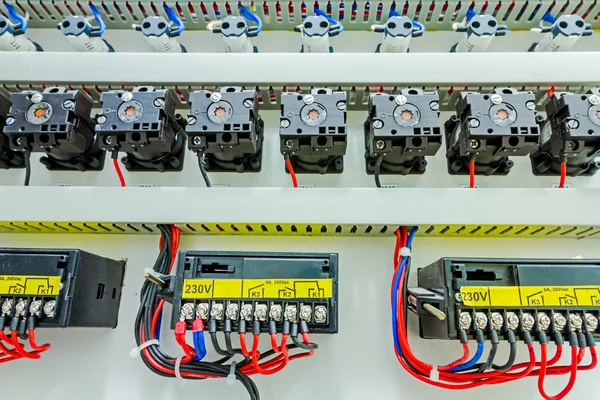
[492,330,517,372]
[23,149,31,186]
[291,334,319,350]
[210,331,233,357]
[374,154,383,188]
[197,153,212,187]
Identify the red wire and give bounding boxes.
[239,332,251,357]
[113,158,126,187]
[27,329,50,352]
[538,344,578,400]
[250,333,289,375]
[469,161,475,188]
[270,333,281,352]
[438,343,470,371]
[10,331,40,359]
[285,159,298,188]
[558,161,566,188]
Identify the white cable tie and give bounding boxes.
[129,339,159,358]
[175,355,184,380]
[226,361,237,386]
[430,366,439,381]
[400,247,411,257]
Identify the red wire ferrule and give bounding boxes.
[192,319,204,333]
[174,321,187,336]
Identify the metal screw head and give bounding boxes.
[522,313,535,331]
[553,313,567,331]
[211,303,224,320]
[284,139,294,149]
[589,94,600,105]
[455,293,463,302]
[187,116,197,126]
[525,101,536,111]
[43,300,56,318]
[97,115,107,124]
[284,305,297,322]
[537,312,551,331]
[31,93,43,104]
[243,99,253,108]
[5,117,15,126]
[240,304,253,321]
[29,300,42,316]
[429,101,439,111]
[192,136,202,146]
[569,313,583,331]
[210,92,222,103]
[1,299,13,315]
[62,99,75,110]
[459,311,472,330]
[180,303,195,320]
[336,101,346,111]
[303,94,315,105]
[15,299,27,316]
[585,313,598,331]
[469,139,481,149]
[372,119,384,129]
[375,140,386,150]
[506,312,520,330]
[196,303,209,320]
[314,306,327,323]
[475,312,488,330]
[299,305,312,322]
[490,312,504,330]
[468,119,480,129]
[280,119,291,129]
[490,94,503,105]
[225,303,239,320]
[103,136,112,145]
[121,92,133,102]
[15,137,22,145]
[269,304,283,322]
[254,304,268,321]
[395,95,408,106]
[153,98,164,108]
[567,119,580,130]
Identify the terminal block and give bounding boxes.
[364,89,441,175]
[57,4,114,52]
[372,13,424,53]
[450,12,507,52]
[529,14,592,52]
[162,251,338,335]
[0,248,125,332]
[0,93,24,169]
[445,88,541,176]
[3,88,105,171]
[410,257,600,342]
[295,10,343,53]
[210,5,261,53]
[96,87,186,172]
[280,88,347,174]
[184,87,263,172]
[531,89,600,176]
[133,5,186,53]
[0,3,42,52]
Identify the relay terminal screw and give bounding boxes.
[254,304,267,321]
[314,306,327,323]
[585,313,598,331]
[241,304,253,321]
[284,139,294,149]
[569,313,583,331]
[284,305,298,322]
[43,300,56,318]
[29,300,42,317]
[490,312,504,330]
[376,140,386,150]
[1,299,13,316]
[211,303,224,320]
[475,312,488,329]
[192,136,202,146]
[553,313,567,331]
[506,312,520,330]
[269,304,283,322]
[521,313,535,331]
[226,303,239,320]
[299,305,312,322]
[537,312,551,331]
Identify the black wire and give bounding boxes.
[197,153,212,187]
[374,154,383,188]
[225,332,246,357]
[291,335,318,350]
[492,341,517,371]
[210,331,233,357]
[23,150,31,186]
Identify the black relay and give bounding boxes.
[0,93,24,169]
[95,86,186,172]
[365,89,441,175]
[184,87,264,172]
[531,88,600,176]
[3,88,105,171]
[445,88,541,176]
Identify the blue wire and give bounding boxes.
[3,1,27,31]
[391,226,418,358]
[315,8,343,34]
[448,341,485,372]
[541,11,556,24]
[388,9,400,18]
[155,309,162,341]
[89,3,106,35]
[192,331,207,361]
[465,8,476,22]
[164,4,185,35]
[239,4,262,34]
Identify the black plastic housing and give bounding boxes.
[0,93,24,169]
[4,88,105,171]
[0,248,126,329]
[412,257,600,342]
[531,89,600,176]
[165,251,339,334]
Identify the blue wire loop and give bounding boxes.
[3,1,27,31]
[192,330,207,361]
[541,11,556,24]
[315,8,343,34]
[164,4,185,35]
[448,341,485,372]
[239,4,262,34]
[89,3,106,35]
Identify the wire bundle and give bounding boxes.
[392,226,597,399]
[134,224,318,399]
[0,325,51,363]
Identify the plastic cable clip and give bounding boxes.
[130,339,159,358]
[227,361,237,386]
[429,366,439,381]
[399,247,411,257]
[175,355,184,379]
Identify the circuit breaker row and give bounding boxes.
[1,86,598,178]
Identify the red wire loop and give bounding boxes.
[538,344,578,400]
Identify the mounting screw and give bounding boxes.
[153,98,164,108]
[336,101,346,111]
[15,138,22,145]
[490,93,503,105]
[243,99,253,108]
[303,94,315,105]
[589,94,600,105]
[122,92,133,102]
[454,293,463,302]
[372,119,384,129]
[192,136,202,146]
[468,118,480,128]
[5,117,15,126]
[280,119,291,129]
[31,93,43,104]
[469,139,480,149]
[284,139,294,149]
[395,95,407,106]
[525,101,536,111]
[103,136,112,145]
[97,115,107,124]
[210,92,222,103]
[567,119,580,130]
[187,116,197,126]
[62,99,75,110]
[375,140,386,150]
[429,101,439,111]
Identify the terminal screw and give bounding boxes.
[62,99,75,110]
[196,303,209,320]
[589,94,600,105]
[210,92,222,103]
[284,305,298,322]
[376,140,386,150]
[314,306,328,323]
[566,119,580,130]
[15,299,27,316]
[585,313,598,331]
[553,313,567,331]
[254,304,268,321]
[569,313,583,331]
[521,313,535,331]
[240,304,253,321]
[180,303,195,320]
[459,311,472,330]
[43,300,56,318]
[225,303,239,320]
[490,94,503,105]
[506,312,520,330]
[29,300,42,317]
[299,305,312,322]
[1,299,14,316]
[468,119,480,128]
[395,95,407,106]
[211,303,224,320]
[269,304,283,322]
[490,312,504,330]
[537,312,551,331]
[303,94,315,105]
[122,92,133,102]
[31,93,43,104]
[475,312,488,330]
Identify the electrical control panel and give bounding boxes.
[365,89,441,175]
[3,88,105,171]
[410,257,600,341]
[445,88,541,176]
[0,248,126,331]
[280,88,347,174]
[531,88,600,176]
[95,86,186,172]
[164,251,338,334]
[0,93,24,170]
[185,87,264,172]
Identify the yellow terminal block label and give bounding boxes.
[460,286,600,307]
[182,278,333,299]
[0,275,61,296]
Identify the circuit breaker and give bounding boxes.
[0,248,125,331]
[185,87,264,172]
[0,93,24,169]
[280,89,347,174]
[364,89,441,175]
[95,87,186,172]
[445,88,541,176]
[3,88,105,171]
[410,257,600,341]
[163,251,338,335]
[531,88,600,176]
